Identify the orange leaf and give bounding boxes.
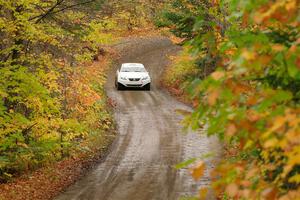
[247,110,261,122]
[272,44,285,52]
[296,58,300,70]
[226,123,237,137]
[259,55,272,65]
[271,116,287,132]
[246,95,258,106]
[190,161,205,181]
[262,187,277,200]
[226,183,239,197]
[211,71,224,80]
[207,89,219,106]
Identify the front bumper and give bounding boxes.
[118,79,151,87]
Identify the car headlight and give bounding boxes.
[142,76,149,80]
[120,76,127,80]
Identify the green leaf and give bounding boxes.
[174,158,197,169]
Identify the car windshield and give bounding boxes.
[121,67,146,72]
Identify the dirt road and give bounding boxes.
[55,37,221,200]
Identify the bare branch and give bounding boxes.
[29,0,65,23]
[50,0,96,15]
[30,0,96,24]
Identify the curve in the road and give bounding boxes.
[55,37,221,200]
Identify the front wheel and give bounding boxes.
[116,82,123,90]
[144,83,151,91]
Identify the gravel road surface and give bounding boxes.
[55,37,221,200]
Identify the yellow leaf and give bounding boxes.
[18,143,29,148]
[287,148,300,166]
[286,130,298,143]
[244,140,254,150]
[241,49,256,60]
[285,0,297,11]
[264,137,279,148]
[289,174,300,183]
[262,116,286,139]
[199,188,208,200]
[190,161,205,181]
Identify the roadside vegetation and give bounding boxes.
[0,0,163,185]
[157,0,300,199]
[0,0,115,183]
[162,47,201,105]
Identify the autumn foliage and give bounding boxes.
[159,0,300,199]
[0,0,168,184]
[0,0,116,182]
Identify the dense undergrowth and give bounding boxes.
[157,0,300,199]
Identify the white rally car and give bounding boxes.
[115,63,151,90]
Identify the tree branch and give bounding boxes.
[49,0,96,16]
[30,0,96,24]
[29,0,65,23]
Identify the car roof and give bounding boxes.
[121,63,145,68]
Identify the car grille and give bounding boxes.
[129,78,140,81]
[126,84,142,87]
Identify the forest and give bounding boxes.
[1,0,300,199]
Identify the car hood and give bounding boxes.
[119,72,149,78]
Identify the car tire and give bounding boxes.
[144,83,151,91]
[117,82,123,90]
